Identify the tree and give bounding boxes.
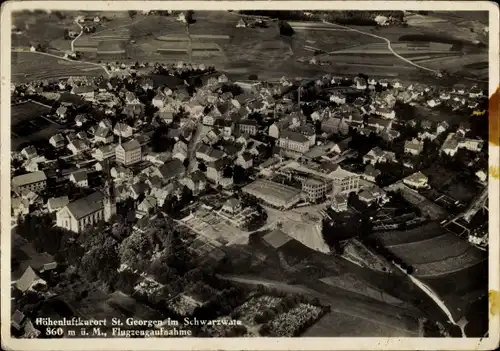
[128,10,137,19]
[198,162,207,172]
[248,74,258,81]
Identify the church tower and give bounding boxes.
[103,160,116,222]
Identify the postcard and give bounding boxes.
[1,1,499,350]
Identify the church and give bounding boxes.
[55,181,116,233]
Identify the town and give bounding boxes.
[9,9,489,340]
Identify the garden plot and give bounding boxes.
[266,303,323,336]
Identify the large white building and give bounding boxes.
[327,166,360,196]
[56,184,116,233]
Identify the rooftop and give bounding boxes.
[66,191,105,220]
[12,171,47,187]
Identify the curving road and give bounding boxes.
[70,19,84,53]
[321,20,440,74]
[12,49,111,78]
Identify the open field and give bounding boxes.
[11,101,61,150]
[11,101,52,125]
[303,309,418,337]
[387,233,476,264]
[413,250,487,277]
[12,51,106,83]
[371,222,447,246]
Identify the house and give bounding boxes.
[457,122,471,137]
[441,133,459,156]
[136,196,157,218]
[116,139,142,166]
[330,137,352,155]
[219,177,234,189]
[222,198,242,214]
[418,131,437,141]
[56,191,114,233]
[404,138,424,155]
[366,117,392,132]
[353,77,367,90]
[77,131,88,140]
[140,78,154,91]
[110,165,133,180]
[452,84,467,95]
[70,170,88,187]
[49,133,65,148]
[439,91,451,100]
[238,119,258,136]
[206,157,231,185]
[179,170,206,195]
[157,109,175,124]
[56,106,68,118]
[12,171,47,193]
[358,187,387,205]
[12,197,30,218]
[113,123,134,138]
[476,169,487,183]
[47,196,70,213]
[235,152,253,169]
[362,164,381,182]
[403,171,429,189]
[14,266,46,292]
[21,146,37,159]
[93,126,114,144]
[71,85,95,100]
[93,144,116,161]
[67,139,90,155]
[374,107,396,120]
[363,147,395,165]
[277,130,310,154]
[236,18,247,28]
[218,74,229,84]
[99,118,113,129]
[331,194,348,212]
[427,99,441,108]
[152,92,167,108]
[154,159,185,183]
[75,114,87,126]
[469,86,484,98]
[24,157,45,172]
[11,310,26,331]
[172,141,188,162]
[196,145,225,163]
[436,121,449,135]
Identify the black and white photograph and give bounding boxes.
[1,1,499,350]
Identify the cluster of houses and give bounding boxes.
[11,63,488,240]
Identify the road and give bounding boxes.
[321,20,440,74]
[71,19,84,53]
[12,49,111,78]
[395,265,465,337]
[186,120,204,173]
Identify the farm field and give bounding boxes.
[413,249,487,277]
[303,309,418,337]
[11,100,61,150]
[11,52,106,83]
[11,100,52,125]
[371,222,446,246]
[386,233,476,265]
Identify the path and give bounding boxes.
[322,20,440,74]
[322,20,487,83]
[70,19,84,53]
[395,265,465,337]
[12,49,111,78]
